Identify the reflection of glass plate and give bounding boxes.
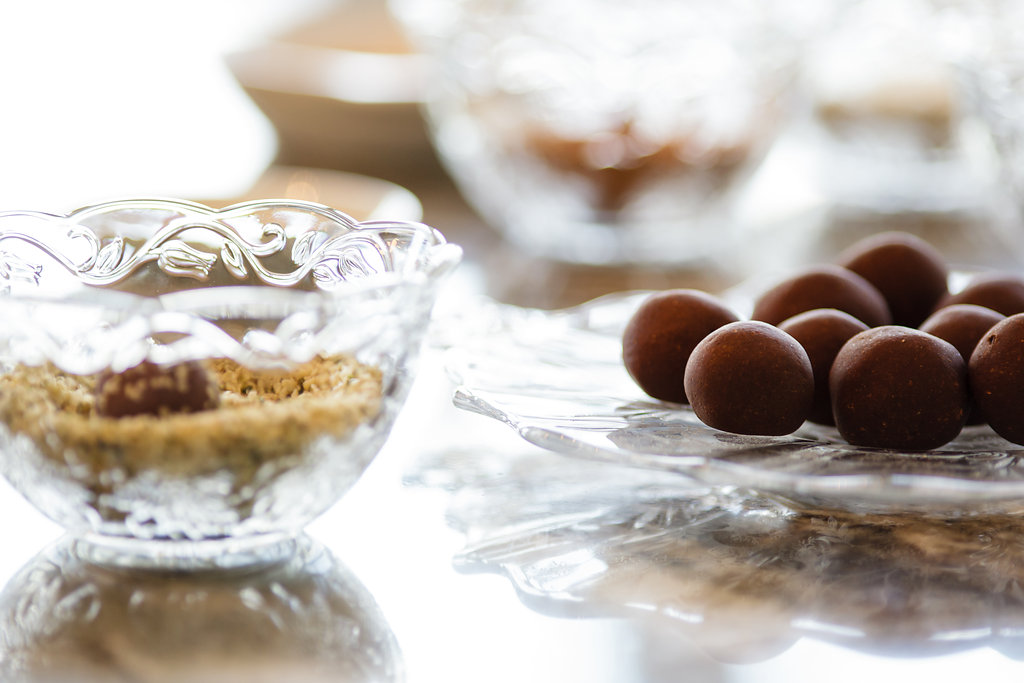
[407,447,1024,662]
[448,292,1024,516]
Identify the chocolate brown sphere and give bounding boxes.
[750,264,891,328]
[778,308,869,426]
[684,321,813,436]
[920,304,1005,425]
[837,231,949,327]
[969,313,1024,445]
[939,273,1024,316]
[622,289,739,404]
[95,360,221,418]
[830,326,968,451]
[919,304,1005,364]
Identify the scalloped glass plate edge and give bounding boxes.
[448,291,1024,518]
[453,387,1024,517]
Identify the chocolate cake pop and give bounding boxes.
[778,308,869,426]
[622,289,739,403]
[920,304,1005,425]
[684,321,813,436]
[837,231,949,327]
[830,326,968,450]
[751,264,891,327]
[968,313,1024,445]
[920,304,1005,364]
[938,273,1024,316]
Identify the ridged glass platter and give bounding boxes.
[447,292,1024,516]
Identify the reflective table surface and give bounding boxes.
[5,347,1024,681]
[4,1,1024,680]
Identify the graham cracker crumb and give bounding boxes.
[0,356,383,483]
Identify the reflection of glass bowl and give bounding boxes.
[0,535,402,682]
[0,199,460,568]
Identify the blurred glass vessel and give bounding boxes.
[948,0,1024,224]
[0,198,460,568]
[392,0,797,265]
[798,0,992,216]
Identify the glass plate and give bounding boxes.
[447,292,1024,516]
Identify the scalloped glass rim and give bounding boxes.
[0,197,462,372]
[0,197,459,295]
[448,291,1024,515]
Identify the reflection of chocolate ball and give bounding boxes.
[778,309,869,426]
[684,321,813,436]
[920,304,1005,426]
[95,360,221,418]
[837,231,949,327]
[939,273,1024,317]
[969,313,1024,445]
[751,265,891,327]
[830,327,968,451]
[622,289,739,404]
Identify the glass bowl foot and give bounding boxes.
[73,532,299,571]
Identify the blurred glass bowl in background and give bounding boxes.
[226,1,440,185]
[799,0,992,216]
[0,198,460,568]
[392,0,799,266]
[948,0,1024,227]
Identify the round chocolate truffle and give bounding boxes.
[837,231,949,327]
[830,326,969,451]
[938,273,1024,317]
[969,313,1024,445]
[920,304,1005,364]
[622,289,739,404]
[750,264,891,328]
[684,321,813,436]
[778,308,869,426]
[95,360,221,418]
[920,304,1005,425]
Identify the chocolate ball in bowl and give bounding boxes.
[837,231,949,328]
[95,361,221,419]
[750,264,891,327]
[622,289,739,403]
[684,321,813,436]
[969,313,1024,445]
[830,326,969,451]
[939,273,1024,316]
[778,308,869,426]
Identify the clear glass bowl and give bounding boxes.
[794,0,993,217]
[0,198,460,567]
[946,0,1024,223]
